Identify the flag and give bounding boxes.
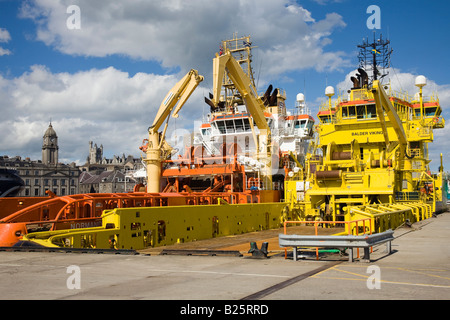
[372,49,381,55]
[243,40,252,47]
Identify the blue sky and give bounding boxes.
[0,0,449,170]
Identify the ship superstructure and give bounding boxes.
[285,34,447,229]
[195,35,314,188]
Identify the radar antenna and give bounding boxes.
[357,33,392,86]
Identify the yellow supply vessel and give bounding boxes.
[284,34,447,234]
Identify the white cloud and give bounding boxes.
[19,0,349,78]
[0,48,12,56]
[0,28,11,42]
[0,65,207,164]
[0,28,11,56]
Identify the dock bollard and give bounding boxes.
[248,242,269,258]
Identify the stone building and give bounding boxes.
[79,170,138,194]
[80,141,144,173]
[0,123,80,197]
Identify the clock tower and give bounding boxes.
[42,122,59,165]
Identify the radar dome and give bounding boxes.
[415,75,427,88]
[325,86,335,97]
[296,93,305,102]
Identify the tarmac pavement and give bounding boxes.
[0,212,449,306]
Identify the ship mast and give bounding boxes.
[357,33,392,85]
[220,34,257,107]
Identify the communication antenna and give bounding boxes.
[357,33,393,86]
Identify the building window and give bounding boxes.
[35,179,39,185]
[34,188,39,196]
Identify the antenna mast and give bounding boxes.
[357,33,393,85]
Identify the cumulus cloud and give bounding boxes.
[0,0,354,164]
[19,0,349,78]
[0,65,207,164]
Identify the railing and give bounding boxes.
[279,229,394,262]
[282,218,372,260]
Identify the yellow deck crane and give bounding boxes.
[371,79,412,193]
[211,50,273,189]
[144,69,204,193]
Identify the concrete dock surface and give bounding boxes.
[0,212,449,305]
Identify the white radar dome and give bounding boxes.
[415,75,427,88]
[325,86,335,97]
[296,93,305,102]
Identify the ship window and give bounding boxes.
[425,107,437,117]
[414,108,421,118]
[366,104,376,118]
[342,107,348,118]
[216,121,226,134]
[226,120,235,133]
[348,106,356,117]
[243,118,251,131]
[319,115,331,123]
[357,105,366,119]
[201,128,211,136]
[235,119,244,132]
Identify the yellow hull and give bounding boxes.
[22,202,287,250]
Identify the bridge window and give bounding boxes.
[216,121,226,134]
[341,106,356,119]
[225,120,235,132]
[425,107,437,117]
[243,118,251,131]
[201,128,211,136]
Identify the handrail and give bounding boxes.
[282,218,372,260]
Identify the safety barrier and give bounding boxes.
[279,229,394,262]
[281,219,372,261]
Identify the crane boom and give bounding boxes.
[145,69,204,193]
[371,79,408,148]
[212,50,272,189]
[149,69,204,134]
